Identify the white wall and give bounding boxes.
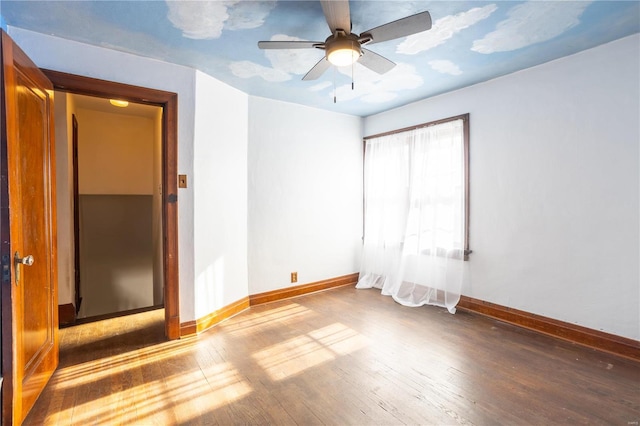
[248,96,363,294]
[193,70,249,319]
[364,35,640,340]
[8,26,197,322]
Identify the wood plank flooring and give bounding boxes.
[25,286,639,425]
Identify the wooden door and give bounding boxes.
[1,30,58,425]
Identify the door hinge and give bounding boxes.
[1,254,10,283]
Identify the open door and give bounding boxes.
[0,30,59,425]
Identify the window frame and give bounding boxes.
[362,113,471,260]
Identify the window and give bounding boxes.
[363,114,470,260]
[358,114,470,312]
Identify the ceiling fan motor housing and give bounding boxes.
[324,31,362,66]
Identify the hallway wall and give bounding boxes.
[76,107,156,318]
[53,93,77,308]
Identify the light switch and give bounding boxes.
[178,174,187,188]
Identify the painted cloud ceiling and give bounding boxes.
[1,1,638,116]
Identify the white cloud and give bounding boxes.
[167,1,231,39]
[331,62,423,104]
[229,60,291,82]
[472,1,591,53]
[226,1,276,30]
[264,34,324,75]
[166,0,275,40]
[397,4,497,55]
[429,59,462,76]
[309,81,332,92]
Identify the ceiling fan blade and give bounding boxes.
[320,0,351,34]
[359,48,396,74]
[258,41,323,49]
[302,58,331,81]
[361,11,432,45]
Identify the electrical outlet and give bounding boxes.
[291,272,298,283]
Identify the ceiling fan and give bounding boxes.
[257,0,432,81]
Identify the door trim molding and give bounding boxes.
[41,69,181,340]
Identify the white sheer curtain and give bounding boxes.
[357,118,468,313]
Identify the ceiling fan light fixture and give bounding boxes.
[326,35,361,67]
[109,99,129,108]
[327,47,360,66]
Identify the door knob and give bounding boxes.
[14,252,34,284]
[16,254,34,266]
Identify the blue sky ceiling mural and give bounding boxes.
[2,1,638,116]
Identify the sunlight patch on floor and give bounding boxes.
[252,322,369,381]
[51,340,194,390]
[47,352,252,424]
[62,309,165,347]
[65,371,214,425]
[309,323,370,355]
[198,362,254,409]
[222,302,317,336]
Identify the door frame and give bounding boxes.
[71,114,80,313]
[41,69,181,340]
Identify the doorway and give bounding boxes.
[66,94,163,319]
[42,69,181,340]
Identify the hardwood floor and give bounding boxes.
[25,286,639,425]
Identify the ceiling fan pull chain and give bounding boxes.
[351,41,355,90]
[333,67,337,103]
[352,54,355,91]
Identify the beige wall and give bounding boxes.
[54,92,77,307]
[77,108,154,195]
